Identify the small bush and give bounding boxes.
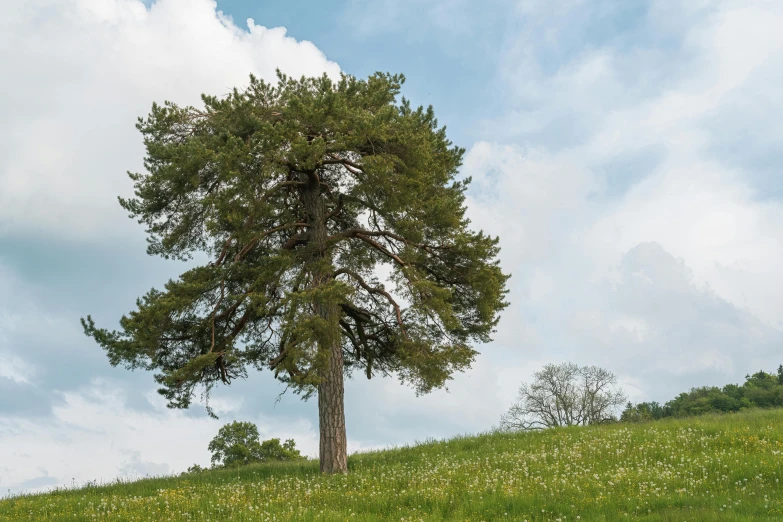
[208,421,306,469]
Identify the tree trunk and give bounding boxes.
[301,171,349,474]
[318,339,348,473]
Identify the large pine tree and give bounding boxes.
[81,71,509,474]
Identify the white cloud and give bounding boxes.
[460,0,783,406]
[0,265,41,385]
[0,0,340,243]
[342,0,479,38]
[582,161,783,329]
[0,379,322,495]
[1,380,215,494]
[0,354,35,385]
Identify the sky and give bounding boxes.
[1,0,782,495]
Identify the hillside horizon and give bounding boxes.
[3,408,782,520]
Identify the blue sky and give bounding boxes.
[212,0,514,148]
[2,0,783,495]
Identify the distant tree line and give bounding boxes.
[621,365,783,422]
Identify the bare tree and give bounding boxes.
[499,363,627,431]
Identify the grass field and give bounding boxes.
[2,409,783,521]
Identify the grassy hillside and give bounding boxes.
[2,409,783,521]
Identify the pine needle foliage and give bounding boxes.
[80,71,509,420]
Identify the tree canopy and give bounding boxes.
[499,363,626,431]
[207,421,305,468]
[81,70,509,473]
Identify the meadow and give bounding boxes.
[1,408,782,521]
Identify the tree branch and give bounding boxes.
[208,279,226,353]
[334,269,407,339]
[259,180,306,203]
[269,336,291,371]
[234,221,310,260]
[338,319,364,359]
[333,228,449,253]
[322,154,365,176]
[344,231,406,266]
[211,237,234,268]
[282,233,310,250]
[325,194,344,222]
